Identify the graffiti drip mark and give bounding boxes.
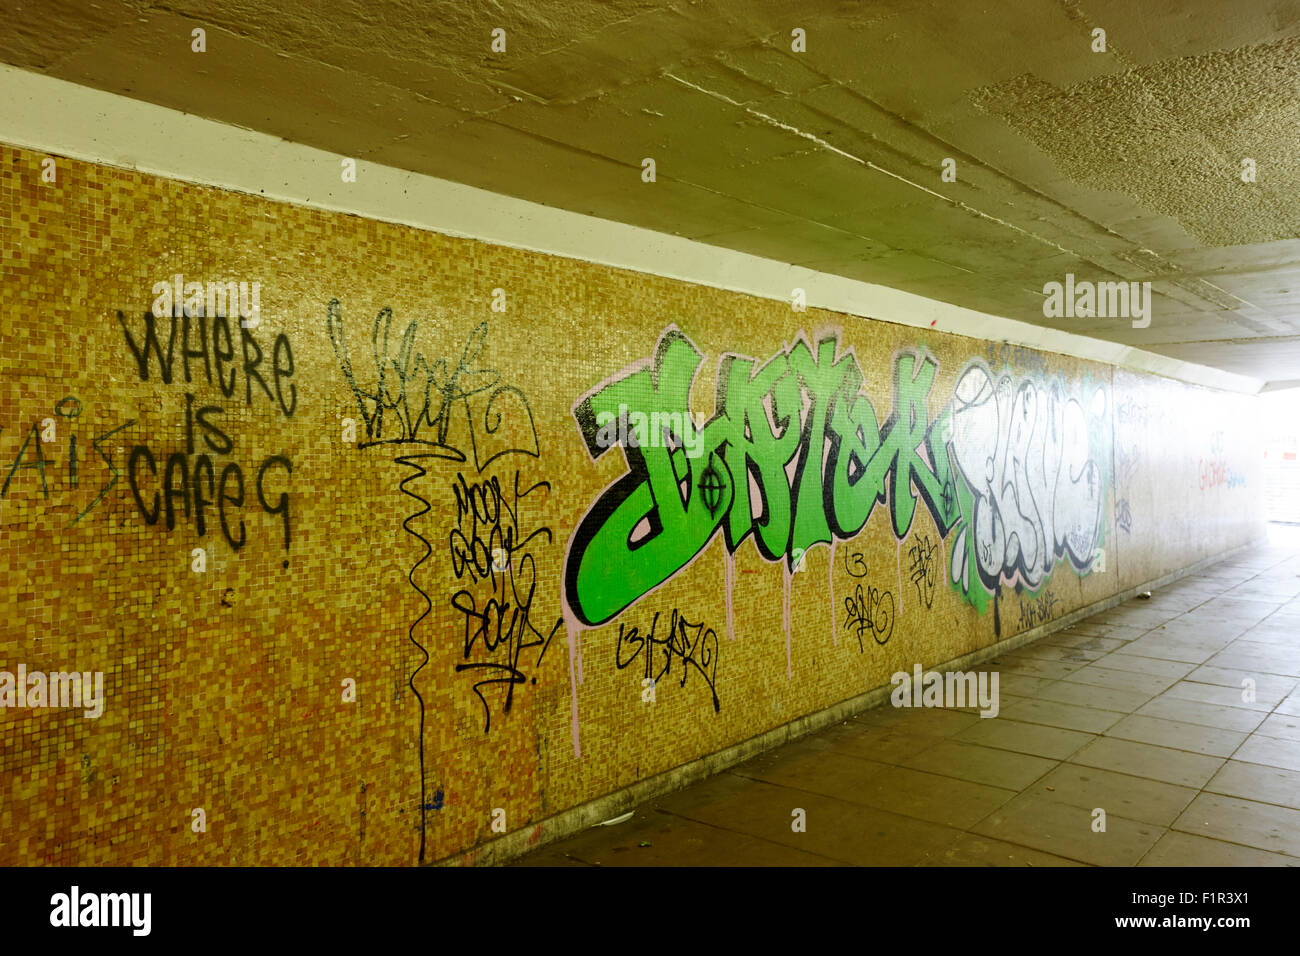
[897,537,904,613]
[828,540,837,647]
[783,564,793,679]
[723,549,736,641]
[395,453,436,865]
[568,631,583,754]
[576,618,584,682]
[562,607,583,758]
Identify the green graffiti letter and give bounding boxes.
[567,329,730,626]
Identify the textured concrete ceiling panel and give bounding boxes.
[1156,339,1300,380]
[4,0,1300,383]
[1083,0,1300,66]
[0,0,129,70]
[974,36,1300,247]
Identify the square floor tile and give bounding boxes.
[1069,737,1224,788]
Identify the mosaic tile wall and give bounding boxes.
[0,143,1264,865]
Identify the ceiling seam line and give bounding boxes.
[664,71,1085,261]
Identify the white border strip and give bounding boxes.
[0,63,1261,395]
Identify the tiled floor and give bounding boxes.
[512,527,1300,866]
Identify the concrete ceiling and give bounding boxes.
[4,0,1300,385]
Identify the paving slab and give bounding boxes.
[1233,734,1300,772]
[1026,764,1197,827]
[1254,712,1300,742]
[1171,792,1300,858]
[917,833,1088,867]
[1032,679,1155,713]
[955,718,1096,760]
[1183,665,1297,698]
[1103,714,1248,758]
[1089,652,1197,680]
[1205,760,1300,811]
[1161,680,1275,712]
[998,698,1127,734]
[973,793,1162,866]
[1069,737,1225,788]
[1135,695,1267,733]
[1138,831,1300,867]
[899,739,1058,791]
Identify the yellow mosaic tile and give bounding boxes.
[0,143,1262,865]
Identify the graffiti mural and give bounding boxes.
[2,141,1271,872]
[946,362,1109,611]
[566,328,958,627]
[564,326,1111,636]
